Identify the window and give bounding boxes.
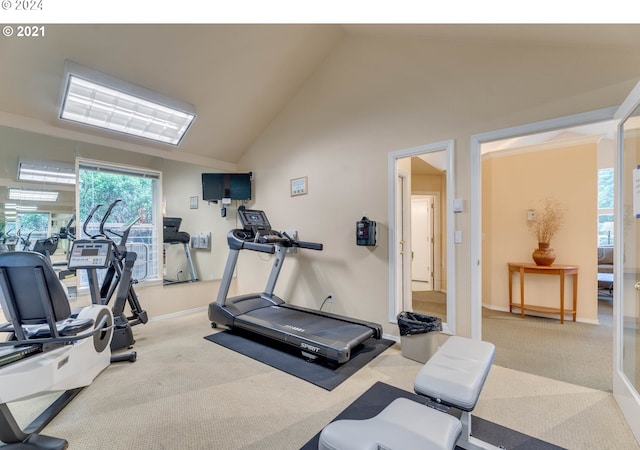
[598,168,614,246]
[77,159,161,284]
[16,212,50,249]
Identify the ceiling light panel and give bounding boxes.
[18,159,76,185]
[59,61,196,146]
[9,189,58,202]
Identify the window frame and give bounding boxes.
[76,158,163,287]
[598,167,614,247]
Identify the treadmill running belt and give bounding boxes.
[232,305,376,363]
[237,305,374,343]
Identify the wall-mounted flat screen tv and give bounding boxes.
[202,172,252,201]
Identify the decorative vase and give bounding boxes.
[532,242,556,266]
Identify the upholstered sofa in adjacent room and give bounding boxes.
[597,246,614,294]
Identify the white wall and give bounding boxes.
[236,34,640,337]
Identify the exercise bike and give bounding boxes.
[0,250,113,449]
[77,199,149,362]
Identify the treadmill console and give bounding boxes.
[238,209,271,232]
[68,239,113,269]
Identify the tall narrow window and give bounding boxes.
[598,168,614,246]
[77,160,161,284]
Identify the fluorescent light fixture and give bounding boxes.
[9,188,58,202]
[18,159,76,185]
[4,204,37,211]
[59,61,196,146]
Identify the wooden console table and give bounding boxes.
[508,262,579,324]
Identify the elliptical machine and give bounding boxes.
[75,199,149,362]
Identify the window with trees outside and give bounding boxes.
[598,168,614,247]
[77,160,161,285]
[16,212,50,250]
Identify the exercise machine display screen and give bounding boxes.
[68,240,112,269]
[238,209,271,231]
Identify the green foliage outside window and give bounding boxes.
[17,212,49,232]
[77,164,159,282]
[78,170,154,225]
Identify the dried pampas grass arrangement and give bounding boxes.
[528,197,565,244]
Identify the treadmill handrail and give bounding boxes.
[243,241,276,254]
[292,240,323,251]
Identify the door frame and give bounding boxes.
[396,169,411,313]
[469,106,617,339]
[388,140,455,334]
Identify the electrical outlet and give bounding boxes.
[328,293,334,303]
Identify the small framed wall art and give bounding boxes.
[290,176,308,196]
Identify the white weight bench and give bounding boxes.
[318,336,499,450]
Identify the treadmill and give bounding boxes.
[208,208,383,364]
[163,217,199,284]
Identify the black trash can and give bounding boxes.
[397,312,442,363]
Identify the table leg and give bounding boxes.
[508,267,513,313]
[573,272,578,322]
[519,267,525,318]
[559,272,565,324]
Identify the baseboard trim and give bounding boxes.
[482,304,600,325]
[150,305,208,322]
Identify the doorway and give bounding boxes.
[472,96,640,443]
[478,122,615,392]
[470,108,618,337]
[388,140,454,334]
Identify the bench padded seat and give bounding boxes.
[414,336,495,411]
[318,397,462,450]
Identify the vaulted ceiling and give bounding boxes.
[2,24,640,167]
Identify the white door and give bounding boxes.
[396,171,412,313]
[614,80,640,443]
[411,195,434,287]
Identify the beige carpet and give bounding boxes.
[414,290,614,392]
[7,309,639,449]
[481,301,613,392]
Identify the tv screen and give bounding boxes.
[202,172,252,201]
